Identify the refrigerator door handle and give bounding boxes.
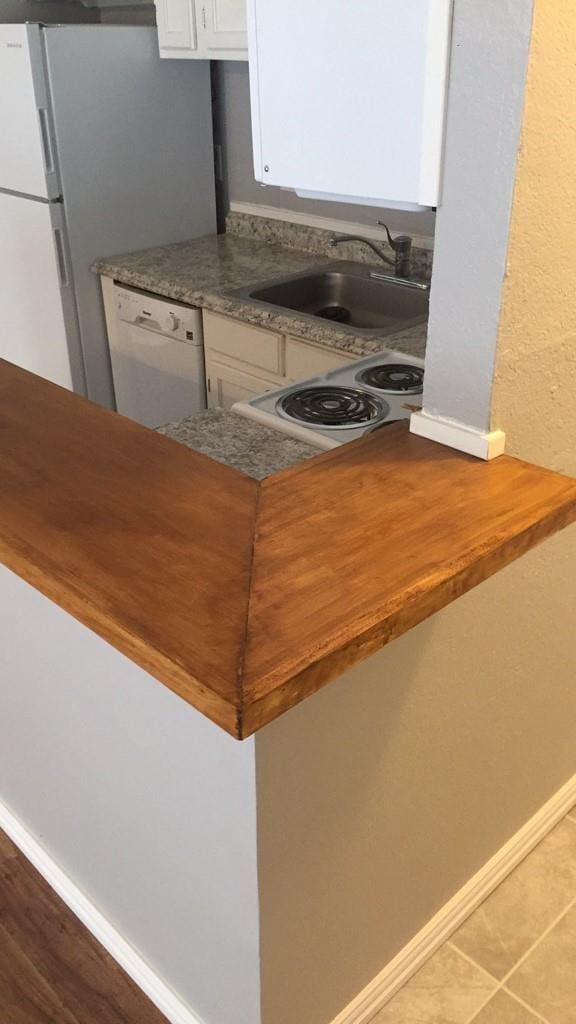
[53,228,69,287]
[38,107,55,175]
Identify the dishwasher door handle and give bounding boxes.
[133,315,164,334]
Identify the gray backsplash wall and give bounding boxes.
[98,2,156,24]
[212,61,436,238]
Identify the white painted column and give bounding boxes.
[411,0,535,458]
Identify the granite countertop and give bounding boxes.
[93,233,427,361]
[156,407,318,479]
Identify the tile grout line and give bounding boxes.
[500,988,553,1024]
[451,940,551,1024]
[499,892,576,987]
[448,945,502,1024]
[451,891,576,1024]
[382,811,576,1024]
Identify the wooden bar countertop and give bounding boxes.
[1,360,576,739]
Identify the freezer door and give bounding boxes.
[0,192,81,390]
[0,25,60,199]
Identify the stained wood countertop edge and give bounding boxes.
[1,360,575,740]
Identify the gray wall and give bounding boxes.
[98,3,156,25]
[0,0,99,21]
[0,566,261,1024]
[213,61,437,237]
[0,0,155,24]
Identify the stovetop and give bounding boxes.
[232,350,424,450]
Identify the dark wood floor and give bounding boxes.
[0,827,169,1024]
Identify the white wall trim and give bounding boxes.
[410,409,506,460]
[329,772,576,1024]
[229,200,435,251]
[0,799,207,1024]
[3,776,576,1024]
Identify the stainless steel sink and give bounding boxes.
[232,262,429,336]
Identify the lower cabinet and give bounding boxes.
[206,360,280,409]
[203,310,355,410]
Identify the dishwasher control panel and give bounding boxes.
[115,284,199,344]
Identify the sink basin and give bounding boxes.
[232,262,429,336]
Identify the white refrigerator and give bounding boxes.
[0,23,216,408]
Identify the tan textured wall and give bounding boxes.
[492,0,576,474]
[255,4,576,1023]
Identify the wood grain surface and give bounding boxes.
[1,359,575,738]
[0,360,257,736]
[0,830,168,1024]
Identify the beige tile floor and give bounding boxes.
[372,806,576,1024]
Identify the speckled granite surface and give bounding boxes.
[94,216,430,361]
[226,210,434,281]
[156,408,318,479]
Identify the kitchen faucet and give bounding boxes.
[329,222,413,279]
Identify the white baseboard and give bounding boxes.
[410,409,507,460]
[0,800,206,1024]
[229,200,435,252]
[329,772,576,1024]
[4,774,576,1024]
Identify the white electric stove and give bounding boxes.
[232,350,424,450]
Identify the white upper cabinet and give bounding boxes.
[247,0,453,210]
[156,0,247,59]
[203,0,247,58]
[156,0,198,56]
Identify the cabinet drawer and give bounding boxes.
[285,338,354,381]
[203,311,283,375]
[206,359,279,410]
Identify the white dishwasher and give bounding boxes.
[110,284,206,428]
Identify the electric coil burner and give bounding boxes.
[232,350,425,451]
[355,363,424,394]
[278,386,386,430]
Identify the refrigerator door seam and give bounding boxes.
[0,187,56,204]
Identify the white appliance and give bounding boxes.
[0,23,216,409]
[233,351,425,450]
[247,0,453,210]
[112,284,205,428]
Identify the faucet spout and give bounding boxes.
[377,222,413,280]
[329,227,413,279]
[329,235,395,270]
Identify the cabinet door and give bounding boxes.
[200,0,248,59]
[156,0,198,57]
[248,0,452,207]
[206,360,279,410]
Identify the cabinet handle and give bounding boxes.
[201,5,207,29]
